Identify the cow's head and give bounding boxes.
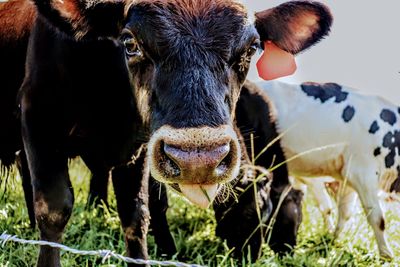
[34,0,332,207]
[214,175,272,260]
[122,0,332,206]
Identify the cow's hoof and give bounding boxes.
[333,226,343,239]
[379,247,393,261]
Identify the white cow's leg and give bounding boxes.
[355,186,392,259]
[334,184,357,236]
[349,166,393,259]
[305,178,336,232]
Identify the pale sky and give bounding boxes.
[244,1,400,104]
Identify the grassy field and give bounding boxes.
[0,159,399,267]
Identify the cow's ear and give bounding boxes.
[255,1,333,54]
[34,0,126,40]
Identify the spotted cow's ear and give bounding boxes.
[33,0,126,40]
[254,1,333,54]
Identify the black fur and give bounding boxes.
[369,121,380,134]
[214,175,273,261]
[301,82,348,104]
[33,0,125,40]
[125,0,252,130]
[382,131,400,168]
[342,105,355,123]
[390,166,400,193]
[380,109,397,126]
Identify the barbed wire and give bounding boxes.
[0,232,206,267]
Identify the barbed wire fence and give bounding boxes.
[0,232,206,267]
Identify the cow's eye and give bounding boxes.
[237,42,260,72]
[121,29,144,60]
[247,42,260,56]
[123,37,143,57]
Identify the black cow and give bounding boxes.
[209,81,304,261]
[0,0,332,266]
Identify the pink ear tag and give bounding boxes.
[256,41,297,80]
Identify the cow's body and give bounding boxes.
[1,1,152,265]
[258,80,398,259]
[20,8,153,267]
[0,0,37,226]
[0,0,333,265]
[0,0,35,167]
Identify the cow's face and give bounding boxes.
[120,0,332,207]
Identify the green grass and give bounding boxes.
[1,159,399,266]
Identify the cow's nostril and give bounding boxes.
[216,145,233,176]
[163,143,186,168]
[160,141,181,177]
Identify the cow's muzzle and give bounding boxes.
[147,125,241,208]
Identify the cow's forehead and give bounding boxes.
[128,0,250,33]
[126,0,257,61]
[129,0,248,13]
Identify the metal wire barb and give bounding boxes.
[0,232,206,267]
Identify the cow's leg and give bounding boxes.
[148,177,176,257]
[87,171,109,207]
[355,187,392,259]
[32,169,73,267]
[22,102,73,267]
[81,154,109,207]
[305,178,336,232]
[334,184,357,237]
[32,163,73,267]
[16,150,36,228]
[112,156,149,266]
[347,163,393,259]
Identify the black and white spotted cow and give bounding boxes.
[254,80,400,259]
